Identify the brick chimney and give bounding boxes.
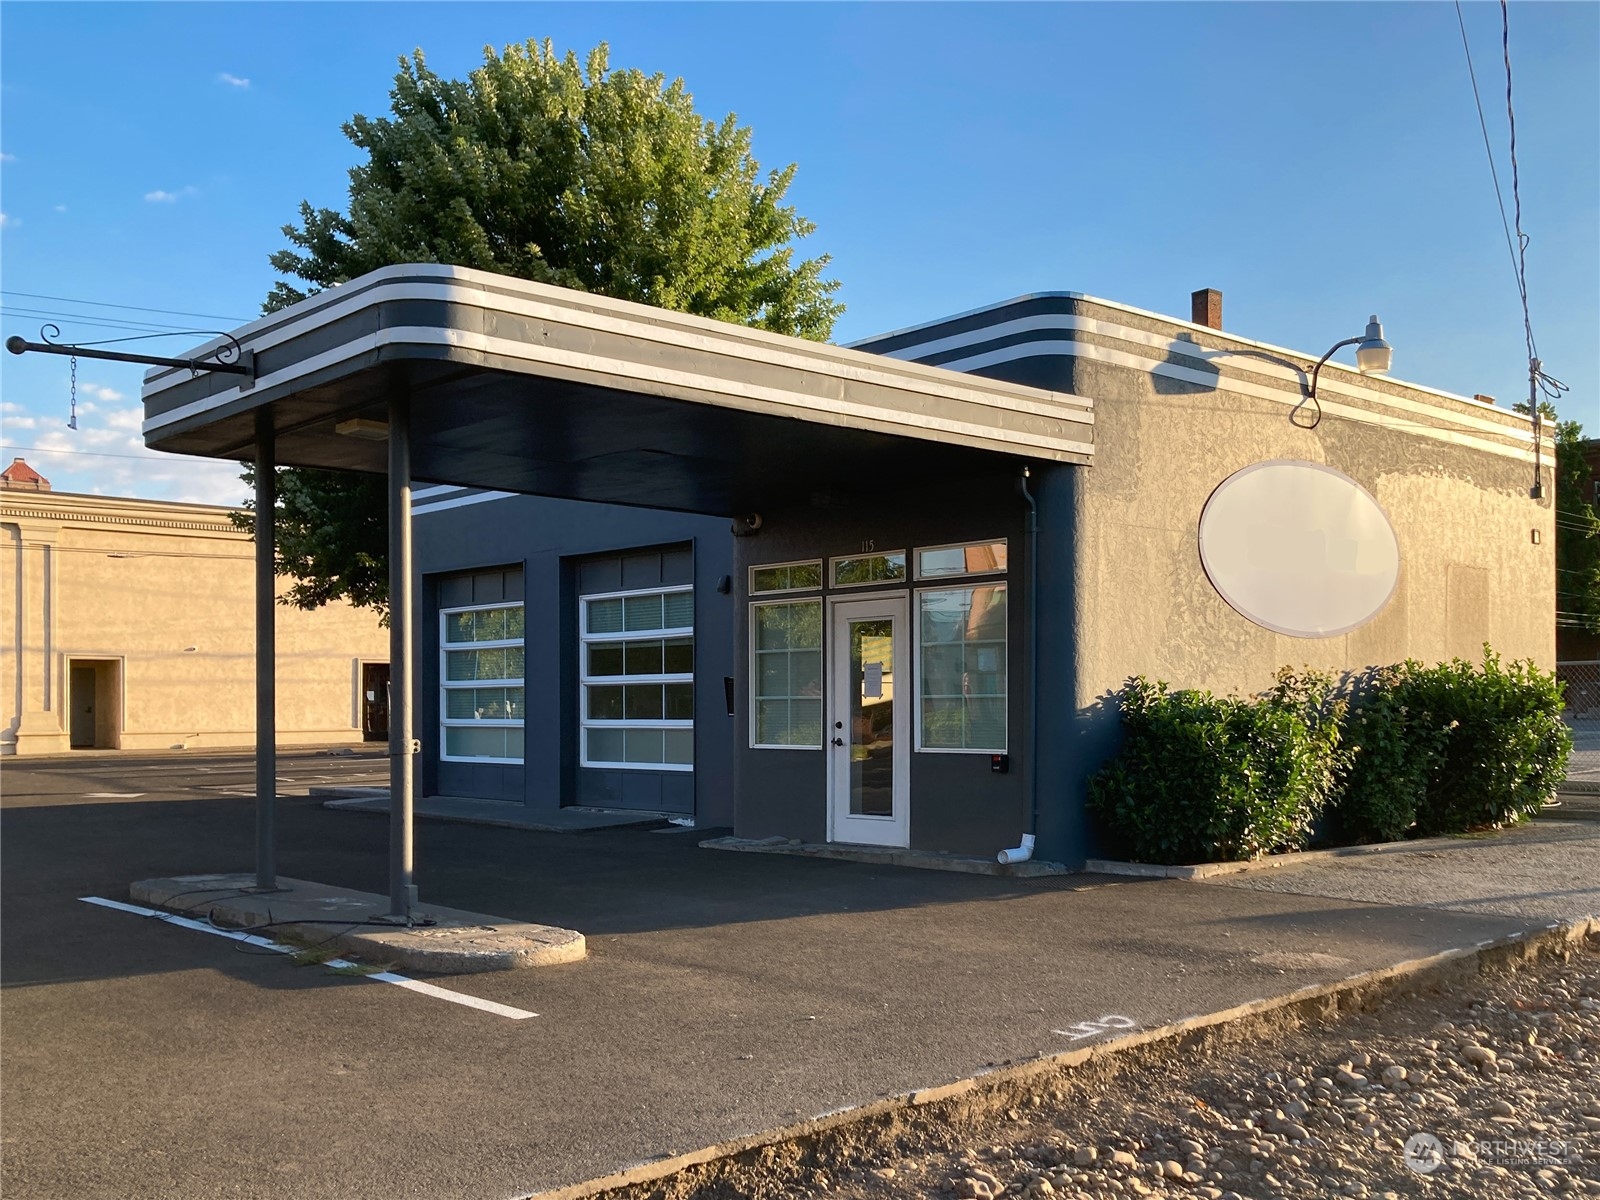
[1191,288,1222,330]
[0,457,51,492]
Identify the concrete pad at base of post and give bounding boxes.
[128,874,585,973]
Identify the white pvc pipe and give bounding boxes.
[997,832,1036,865]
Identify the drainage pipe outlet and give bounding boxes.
[997,833,1036,865]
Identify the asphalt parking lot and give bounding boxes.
[3,751,1594,1199]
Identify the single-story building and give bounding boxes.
[138,266,1552,882]
[1,458,390,754]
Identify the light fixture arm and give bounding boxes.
[1307,336,1365,401]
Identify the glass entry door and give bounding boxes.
[828,595,910,847]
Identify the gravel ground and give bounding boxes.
[1209,819,1600,925]
[620,935,1600,1200]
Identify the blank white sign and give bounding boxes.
[1198,460,1400,638]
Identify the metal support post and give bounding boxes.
[387,394,417,919]
[253,411,277,891]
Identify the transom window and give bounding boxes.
[440,603,525,763]
[581,587,694,771]
[830,552,907,588]
[750,560,823,594]
[916,540,1008,579]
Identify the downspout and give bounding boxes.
[998,465,1040,865]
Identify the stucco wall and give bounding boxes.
[1,490,389,754]
[1060,299,1553,705]
[860,291,1555,865]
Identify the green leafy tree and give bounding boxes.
[1553,418,1600,633]
[238,39,843,618]
[1516,402,1600,634]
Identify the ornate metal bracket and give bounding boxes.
[6,324,255,378]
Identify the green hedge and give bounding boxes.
[1089,650,1571,864]
[1086,677,1340,864]
[1338,650,1570,840]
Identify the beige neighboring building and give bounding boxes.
[1,458,390,755]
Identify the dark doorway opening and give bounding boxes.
[362,662,391,742]
[69,659,120,749]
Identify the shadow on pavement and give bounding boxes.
[1,786,1106,991]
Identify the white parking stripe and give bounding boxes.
[79,896,537,1020]
[365,974,542,1020]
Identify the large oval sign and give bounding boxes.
[1198,460,1400,638]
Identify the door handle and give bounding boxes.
[832,737,844,747]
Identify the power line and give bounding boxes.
[0,305,226,337]
[0,442,245,464]
[1452,0,1522,301]
[1500,0,1535,365]
[0,290,250,325]
[1450,0,1567,420]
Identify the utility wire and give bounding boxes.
[0,443,228,464]
[0,305,224,336]
[1453,0,1523,304]
[0,290,250,325]
[1500,0,1535,365]
[1451,1,1568,413]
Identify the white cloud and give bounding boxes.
[218,72,250,89]
[143,186,198,204]
[1,391,248,507]
[54,204,67,213]
[8,426,247,507]
[0,212,17,229]
[0,152,14,163]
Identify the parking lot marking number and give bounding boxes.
[79,896,538,1020]
[1051,1014,1137,1040]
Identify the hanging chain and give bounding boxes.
[68,355,78,430]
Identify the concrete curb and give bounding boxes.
[130,874,586,973]
[1085,820,1571,881]
[316,791,671,833]
[700,835,1070,878]
[524,914,1600,1199]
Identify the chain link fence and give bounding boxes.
[1556,662,1600,785]
[1558,661,1600,720]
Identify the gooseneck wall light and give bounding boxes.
[1300,316,1393,429]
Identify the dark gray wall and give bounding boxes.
[414,494,736,826]
[731,469,1036,858]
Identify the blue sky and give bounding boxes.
[2,2,1595,505]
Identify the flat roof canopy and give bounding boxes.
[142,266,1094,516]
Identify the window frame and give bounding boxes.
[749,597,825,751]
[913,581,1009,754]
[748,559,825,596]
[439,600,526,765]
[913,539,1009,581]
[578,584,695,773]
